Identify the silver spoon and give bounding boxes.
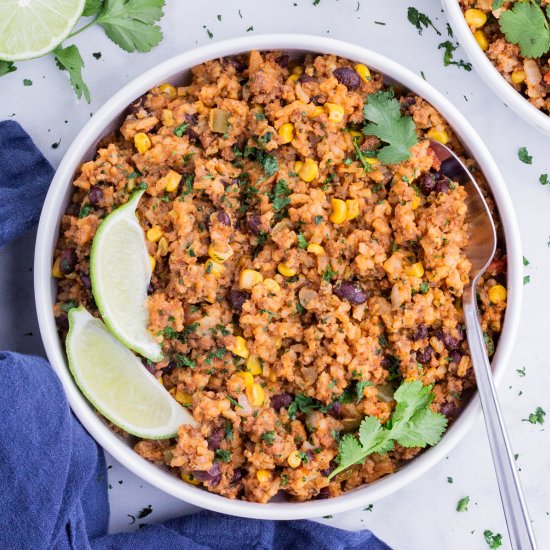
[429,140,537,550]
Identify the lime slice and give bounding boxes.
[67,306,196,439]
[90,190,163,362]
[0,0,85,61]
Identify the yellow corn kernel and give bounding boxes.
[299,158,319,182]
[228,336,250,359]
[159,83,177,100]
[345,199,360,220]
[161,109,174,126]
[278,122,295,144]
[278,263,297,277]
[307,243,325,255]
[134,132,151,154]
[175,390,193,406]
[474,29,489,52]
[164,169,182,192]
[349,130,364,145]
[149,255,156,272]
[269,370,277,383]
[157,237,169,257]
[287,450,302,468]
[247,382,265,407]
[355,63,371,82]
[294,160,304,173]
[181,473,201,485]
[239,269,264,290]
[52,257,64,279]
[246,354,262,375]
[256,469,270,483]
[511,70,526,84]
[263,278,281,293]
[426,128,449,145]
[238,370,254,388]
[205,259,225,278]
[309,106,324,118]
[405,262,425,278]
[286,74,299,84]
[275,338,282,349]
[147,225,163,243]
[292,65,304,76]
[208,243,233,262]
[488,284,507,304]
[411,194,421,211]
[464,8,487,28]
[330,198,347,224]
[324,103,345,123]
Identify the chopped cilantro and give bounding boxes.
[79,204,92,218]
[456,496,470,512]
[540,173,549,185]
[314,215,324,224]
[137,505,153,519]
[355,379,373,404]
[447,476,454,483]
[60,301,78,313]
[524,275,530,285]
[523,406,545,425]
[438,41,472,71]
[518,147,532,164]
[483,530,503,549]
[23,79,32,86]
[226,395,243,409]
[297,232,308,249]
[214,449,231,463]
[174,354,195,368]
[322,265,338,282]
[261,431,276,444]
[173,122,189,137]
[407,7,441,36]
[224,420,234,440]
[516,367,526,377]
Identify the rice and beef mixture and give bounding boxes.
[459,1,550,114]
[53,50,507,503]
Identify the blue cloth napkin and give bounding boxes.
[0,120,391,550]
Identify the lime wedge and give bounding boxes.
[0,0,85,61]
[90,190,163,362]
[67,306,196,439]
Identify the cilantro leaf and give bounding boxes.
[499,2,550,58]
[336,434,366,469]
[96,0,165,53]
[297,232,308,249]
[484,530,503,549]
[540,173,549,185]
[518,146,532,164]
[83,0,104,16]
[492,0,504,9]
[523,406,545,425]
[407,7,441,36]
[0,60,17,78]
[456,496,470,512]
[54,45,91,103]
[362,90,418,164]
[393,408,448,447]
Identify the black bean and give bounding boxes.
[333,281,368,304]
[192,463,221,483]
[332,67,361,90]
[88,185,104,206]
[320,460,337,477]
[246,215,262,235]
[80,273,91,289]
[56,313,69,331]
[184,113,198,126]
[228,290,250,312]
[270,393,294,411]
[142,360,156,376]
[310,95,326,106]
[298,74,317,84]
[315,487,331,500]
[401,97,417,108]
[434,175,451,194]
[439,401,461,419]
[59,248,77,275]
[419,172,438,195]
[163,362,176,375]
[304,450,314,462]
[217,211,231,226]
[129,95,145,114]
[412,324,428,340]
[416,346,433,364]
[230,467,244,484]
[448,350,463,365]
[147,282,154,295]
[438,329,463,350]
[275,55,289,68]
[207,427,225,451]
[66,203,80,216]
[329,401,342,419]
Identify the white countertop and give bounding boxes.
[1,1,549,548]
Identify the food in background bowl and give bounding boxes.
[52,49,508,503]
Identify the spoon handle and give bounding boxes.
[463,288,537,550]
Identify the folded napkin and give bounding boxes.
[0,120,391,550]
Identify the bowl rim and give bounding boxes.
[34,33,522,520]
[441,0,550,135]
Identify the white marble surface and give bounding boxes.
[1,1,549,548]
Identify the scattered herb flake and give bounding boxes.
[540,173,549,185]
[214,449,231,462]
[23,79,32,86]
[483,530,503,549]
[297,232,308,249]
[456,496,470,512]
[518,147,532,164]
[137,505,153,519]
[0,60,17,77]
[523,406,545,425]
[438,41,472,71]
[516,367,526,377]
[407,7,441,36]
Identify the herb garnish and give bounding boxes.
[214,449,231,463]
[483,530,503,549]
[523,406,545,425]
[438,41,472,71]
[407,7,441,36]
[174,122,189,137]
[261,431,276,444]
[518,147,532,164]
[456,496,470,512]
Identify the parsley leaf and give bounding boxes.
[0,61,17,77]
[499,2,550,59]
[96,0,165,53]
[518,146,532,164]
[407,7,441,36]
[54,45,91,103]
[362,90,418,164]
[483,530,503,549]
[456,496,470,512]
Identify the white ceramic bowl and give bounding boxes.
[34,34,522,520]
[442,0,550,135]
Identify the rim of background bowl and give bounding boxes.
[441,0,550,135]
[34,34,522,521]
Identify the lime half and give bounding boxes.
[90,190,163,362]
[67,306,196,439]
[0,0,85,61]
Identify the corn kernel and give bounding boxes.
[256,469,270,483]
[228,335,250,359]
[278,122,295,144]
[269,370,277,383]
[488,284,507,304]
[405,262,425,278]
[246,354,262,375]
[426,128,449,145]
[299,158,319,182]
[511,70,526,84]
[278,263,297,277]
[292,65,304,76]
[238,371,254,388]
[134,132,152,154]
[286,74,299,84]
[307,243,325,255]
[330,198,347,224]
[175,390,193,406]
[147,225,163,243]
[181,473,201,485]
[159,83,177,100]
[247,382,265,407]
[208,243,233,262]
[239,269,264,289]
[349,130,364,145]
[52,257,64,279]
[164,169,182,192]
[287,450,302,468]
[157,236,169,257]
[474,29,489,52]
[149,255,156,272]
[345,199,360,220]
[161,109,174,126]
[309,106,324,118]
[205,259,225,278]
[355,63,371,82]
[464,8,487,28]
[294,160,304,173]
[324,103,345,123]
[263,278,281,293]
[411,194,421,211]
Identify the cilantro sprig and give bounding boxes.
[328,380,447,479]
